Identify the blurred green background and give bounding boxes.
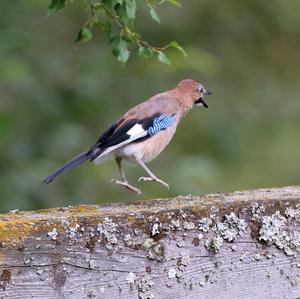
[0,0,299,211]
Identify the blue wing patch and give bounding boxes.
[147,114,176,136]
[89,113,176,161]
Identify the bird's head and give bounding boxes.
[176,79,212,110]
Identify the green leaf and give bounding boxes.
[86,16,100,27]
[138,47,154,59]
[157,51,171,64]
[109,36,130,64]
[125,0,137,20]
[104,21,113,40]
[103,0,120,10]
[169,40,187,57]
[49,0,66,12]
[109,37,119,54]
[166,0,182,8]
[75,27,92,43]
[118,39,130,64]
[116,2,130,25]
[149,6,161,23]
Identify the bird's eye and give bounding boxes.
[199,88,204,93]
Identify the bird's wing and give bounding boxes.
[89,92,180,161]
[89,113,177,161]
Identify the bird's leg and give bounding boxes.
[111,157,142,195]
[135,157,169,189]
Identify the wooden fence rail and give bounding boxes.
[0,186,300,298]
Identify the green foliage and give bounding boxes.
[75,26,93,43]
[49,0,66,12]
[148,5,160,23]
[48,0,185,64]
[165,0,181,8]
[157,51,170,65]
[168,41,187,57]
[125,0,137,20]
[138,47,154,59]
[109,36,130,64]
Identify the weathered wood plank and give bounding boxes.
[0,186,300,299]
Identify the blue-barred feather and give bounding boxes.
[147,114,176,136]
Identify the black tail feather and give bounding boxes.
[43,151,93,184]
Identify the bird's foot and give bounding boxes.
[111,179,142,195]
[138,176,169,189]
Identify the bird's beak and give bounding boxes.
[196,98,208,108]
[195,89,212,108]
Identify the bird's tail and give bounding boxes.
[43,151,95,184]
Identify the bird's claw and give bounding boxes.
[138,176,151,183]
[138,176,169,189]
[111,179,142,195]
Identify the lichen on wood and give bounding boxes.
[0,186,299,298]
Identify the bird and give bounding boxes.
[43,79,212,195]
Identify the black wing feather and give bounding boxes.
[102,114,160,148]
[89,113,160,160]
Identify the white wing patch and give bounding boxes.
[93,124,148,165]
[127,123,145,137]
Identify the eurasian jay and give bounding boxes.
[43,79,211,195]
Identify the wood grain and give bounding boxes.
[0,186,300,299]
